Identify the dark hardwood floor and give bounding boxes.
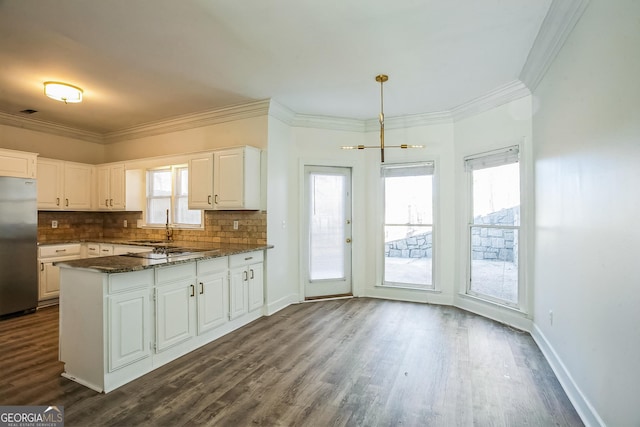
[0,298,583,426]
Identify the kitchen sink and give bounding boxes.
[120,247,217,260]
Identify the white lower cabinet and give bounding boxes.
[59,250,266,393]
[155,263,197,352]
[229,251,264,319]
[197,257,229,334]
[38,243,82,302]
[108,288,151,372]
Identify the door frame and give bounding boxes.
[299,159,358,301]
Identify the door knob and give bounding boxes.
[346,238,352,243]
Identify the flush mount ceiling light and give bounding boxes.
[43,81,83,104]
[342,74,423,163]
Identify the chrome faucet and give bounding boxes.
[165,209,173,242]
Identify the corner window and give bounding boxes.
[382,162,435,289]
[146,165,202,228]
[465,146,520,306]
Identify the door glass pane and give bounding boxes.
[309,174,345,281]
[470,227,519,303]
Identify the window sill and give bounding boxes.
[377,283,440,293]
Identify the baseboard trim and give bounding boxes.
[531,324,605,427]
[265,293,299,316]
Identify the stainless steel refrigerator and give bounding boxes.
[0,176,38,317]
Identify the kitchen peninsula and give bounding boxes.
[55,242,271,393]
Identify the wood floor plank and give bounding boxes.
[0,299,583,426]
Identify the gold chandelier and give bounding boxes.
[342,74,423,162]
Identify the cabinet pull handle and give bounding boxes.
[56,197,60,206]
[244,256,253,261]
[110,199,113,207]
[190,284,195,297]
[65,198,69,207]
[250,269,254,279]
[214,195,219,204]
[40,262,44,271]
[55,249,66,253]
[105,199,109,207]
[243,271,248,281]
[208,195,212,205]
[199,282,204,294]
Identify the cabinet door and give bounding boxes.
[96,166,110,209]
[155,280,195,352]
[108,289,151,372]
[229,266,248,320]
[0,149,36,178]
[248,262,264,312]
[213,148,244,209]
[38,261,60,300]
[109,164,126,210]
[188,155,213,209]
[37,159,64,209]
[64,162,92,209]
[197,271,228,334]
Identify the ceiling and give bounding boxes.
[0,0,554,137]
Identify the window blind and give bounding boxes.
[464,146,519,171]
[381,161,434,178]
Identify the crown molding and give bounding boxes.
[102,100,271,144]
[520,0,590,91]
[365,110,454,132]
[0,111,103,144]
[267,99,297,126]
[450,80,531,122]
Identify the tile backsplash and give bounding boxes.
[38,210,267,245]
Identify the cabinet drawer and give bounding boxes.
[39,243,82,258]
[86,243,100,256]
[156,263,196,285]
[197,256,228,275]
[229,251,263,268]
[108,269,154,294]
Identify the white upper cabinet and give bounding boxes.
[188,154,214,209]
[188,146,261,210]
[213,146,261,210]
[97,164,126,210]
[37,158,92,210]
[0,148,37,178]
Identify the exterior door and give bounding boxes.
[303,166,352,298]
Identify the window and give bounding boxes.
[382,162,435,288]
[146,165,202,228]
[465,146,520,306]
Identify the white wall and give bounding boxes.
[362,122,456,305]
[532,1,640,425]
[0,124,105,163]
[453,96,534,329]
[265,114,298,313]
[103,116,268,162]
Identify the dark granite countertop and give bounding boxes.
[54,243,273,274]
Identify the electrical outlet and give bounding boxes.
[123,220,128,228]
[233,220,239,230]
[549,310,553,326]
[136,219,143,228]
[51,220,58,229]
